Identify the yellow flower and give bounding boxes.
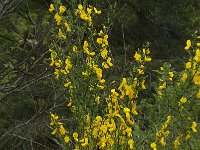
[73,132,79,141]
[185,131,190,141]
[123,108,130,113]
[88,52,95,56]
[150,143,157,150]
[67,101,72,107]
[103,35,108,45]
[144,56,152,62]
[159,82,166,90]
[94,7,101,14]
[101,49,108,58]
[100,125,108,133]
[73,45,78,53]
[134,52,141,61]
[54,69,59,78]
[197,43,200,47]
[180,97,187,103]
[65,58,72,73]
[174,138,180,150]
[96,116,102,122]
[191,121,197,133]
[51,113,58,120]
[128,139,134,149]
[186,62,191,69]
[78,4,83,10]
[59,5,66,14]
[59,125,66,135]
[131,102,138,115]
[141,80,146,89]
[107,57,113,66]
[54,13,62,25]
[64,81,71,88]
[102,62,109,69]
[181,72,187,82]
[64,136,70,143]
[49,4,55,12]
[160,137,166,146]
[193,74,200,85]
[97,38,103,44]
[51,128,57,135]
[87,7,92,15]
[64,22,71,32]
[98,30,104,36]
[82,71,89,77]
[58,29,66,39]
[194,49,200,62]
[81,138,88,147]
[55,60,62,67]
[80,11,89,20]
[185,40,191,50]
[168,71,174,81]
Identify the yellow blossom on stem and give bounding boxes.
[94,7,101,14]
[141,80,146,89]
[186,61,191,69]
[51,128,57,135]
[81,138,88,147]
[185,131,190,141]
[181,72,188,82]
[59,5,66,14]
[180,96,187,103]
[159,82,166,90]
[160,137,166,146]
[131,102,138,115]
[185,40,191,50]
[144,56,152,62]
[59,125,66,135]
[128,139,134,149]
[58,29,66,39]
[134,52,141,61]
[64,136,70,143]
[101,49,108,58]
[102,62,109,69]
[64,22,71,32]
[194,49,200,62]
[67,101,72,107]
[97,38,103,44]
[107,57,113,66]
[72,45,78,53]
[49,4,55,13]
[54,13,62,25]
[73,132,79,141]
[150,143,157,150]
[191,121,197,132]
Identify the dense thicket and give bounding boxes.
[0,0,199,149]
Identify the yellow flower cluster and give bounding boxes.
[134,48,151,75]
[151,116,171,149]
[182,37,200,85]
[75,4,101,26]
[118,78,138,100]
[178,96,187,111]
[48,2,199,149]
[49,4,71,40]
[173,133,183,149]
[96,30,113,69]
[50,113,70,144]
[90,89,136,149]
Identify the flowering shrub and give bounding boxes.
[48,1,199,149]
